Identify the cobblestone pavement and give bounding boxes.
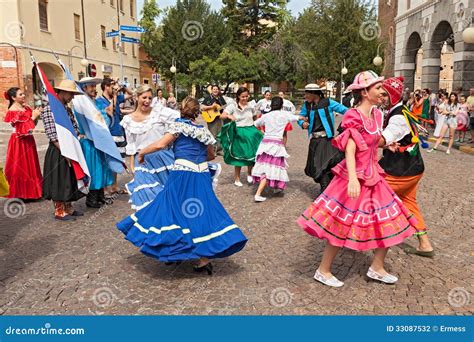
[0,126,473,316]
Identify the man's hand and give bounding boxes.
[105,104,114,117]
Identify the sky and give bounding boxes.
[136,0,312,19]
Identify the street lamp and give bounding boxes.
[170,58,177,100]
[69,45,88,74]
[340,59,348,102]
[463,27,474,43]
[373,43,384,67]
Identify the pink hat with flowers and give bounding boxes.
[346,70,384,92]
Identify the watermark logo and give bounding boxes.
[448,287,470,308]
[359,20,380,41]
[181,198,204,218]
[4,21,25,41]
[92,287,115,308]
[270,287,292,308]
[4,198,26,219]
[181,21,204,41]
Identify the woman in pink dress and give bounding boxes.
[297,71,417,288]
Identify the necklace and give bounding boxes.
[357,106,382,135]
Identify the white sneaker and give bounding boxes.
[247,175,253,184]
[254,195,267,202]
[234,181,243,187]
[366,267,398,284]
[427,148,436,153]
[446,149,451,154]
[313,269,344,288]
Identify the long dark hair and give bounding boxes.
[5,87,20,109]
[448,92,458,106]
[236,87,249,109]
[270,96,283,111]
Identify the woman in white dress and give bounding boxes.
[121,85,179,210]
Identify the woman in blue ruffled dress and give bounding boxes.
[120,85,178,210]
[117,97,248,274]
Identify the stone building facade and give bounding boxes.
[394,0,474,92]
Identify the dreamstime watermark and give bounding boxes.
[448,287,470,308]
[181,21,204,41]
[269,287,292,308]
[4,21,25,41]
[3,198,26,219]
[91,287,116,308]
[359,20,381,41]
[181,198,204,218]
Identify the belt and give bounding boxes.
[174,159,209,172]
[311,131,327,138]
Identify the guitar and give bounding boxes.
[201,104,222,123]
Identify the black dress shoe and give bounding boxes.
[193,262,213,275]
[86,200,102,208]
[71,210,84,217]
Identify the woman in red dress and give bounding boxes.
[3,87,43,199]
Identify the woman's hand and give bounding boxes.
[347,178,360,199]
[302,122,309,129]
[32,108,41,121]
[387,142,400,152]
[228,115,236,121]
[137,151,145,164]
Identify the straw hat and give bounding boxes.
[54,79,83,95]
[77,77,102,86]
[304,83,323,92]
[346,70,384,92]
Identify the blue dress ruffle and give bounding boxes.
[126,149,174,210]
[117,119,247,262]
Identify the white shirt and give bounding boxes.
[381,103,411,145]
[225,102,257,127]
[120,107,180,155]
[282,99,296,114]
[256,99,272,114]
[151,97,167,109]
[254,110,300,139]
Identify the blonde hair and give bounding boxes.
[135,85,153,110]
[180,96,200,120]
[135,85,153,98]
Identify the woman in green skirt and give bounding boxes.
[218,87,263,187]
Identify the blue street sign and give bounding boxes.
[106,31,120,37]
[120,25,145,33]
[120,36,140,44]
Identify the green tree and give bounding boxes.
[222,0,290,53]
[140,0,232,83]
[190,48,262,96]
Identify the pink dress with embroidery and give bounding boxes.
[297,107,417,251]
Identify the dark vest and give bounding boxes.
[379,105,424,176]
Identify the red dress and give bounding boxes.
[4,107,43,199]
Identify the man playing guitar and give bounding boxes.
[201,85,227,155]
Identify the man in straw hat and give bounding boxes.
[297,83,349,195]
[41,79,85,221]
[74,77,114,209]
